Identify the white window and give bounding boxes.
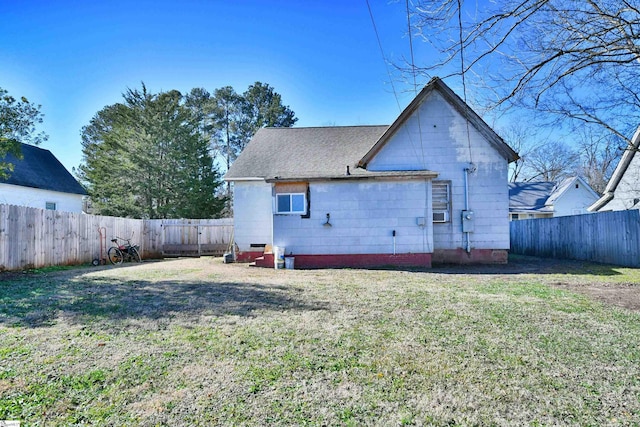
[276,193,306,214]
[432,181,451,223]
[511,214,520,220]
[45,202,56,211]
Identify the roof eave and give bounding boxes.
[602,125,640,194]
[224,176,266,182]
[265,171,439,183]
[588,193,614,212]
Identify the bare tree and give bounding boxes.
[408,0,640,147]
[499,122,534,182]
[576,129,623,194]
[521,141,579,182]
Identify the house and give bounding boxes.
[0,143,87,213]
[224,77,519,268]
[509,176,599,220]
[590,125,640,212]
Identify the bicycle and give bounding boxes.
[108,236,142,265]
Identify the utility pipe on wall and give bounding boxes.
[391,230,396,255]
[392,230,396,255]
[463,164,476,253]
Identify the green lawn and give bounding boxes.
[0,257,639,426]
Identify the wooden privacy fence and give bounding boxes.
[0,204,233,271]
[146,218,234,257]
[510,210,640,267]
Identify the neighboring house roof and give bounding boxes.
[509,181,557,213]
[357,77,519,168]
[226,77,517,182]
[589,125,640,211]
[1,143,87,195]
[509,177,598,213]
[545,176,600,206]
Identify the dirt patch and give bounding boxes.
[550,282,640,312]
[431,255,640,312]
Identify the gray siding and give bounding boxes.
[273,179,434,255]
[368,91,510,250]
[606,154,640,211]
[233,181,273,251]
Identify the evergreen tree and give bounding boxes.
[79,81,295,217]
[0,87,47,178]
[212,82,298,174]
[211,86,246,174]
[79,85,225,219]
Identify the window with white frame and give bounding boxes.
[276,193,306,215]
[432,181,451,223]
[45,202,56,211]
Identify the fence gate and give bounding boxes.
[162,222,232,257]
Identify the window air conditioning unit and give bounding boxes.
[433,211,449,223]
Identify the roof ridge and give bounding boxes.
[263,125,389,130]
[20,143,52,153]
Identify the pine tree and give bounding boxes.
[79,85,226,219]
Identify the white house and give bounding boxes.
[0,143,87,213]
[590,125,640,212]
[509,176,599,220]
[225,77,519,268]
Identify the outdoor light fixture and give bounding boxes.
[324,213,332,227]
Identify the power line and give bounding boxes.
[406,0,426,169]
[457,0,474,165]
[365,0,423,166]
[365,0,403,113]
[406,0,419,95]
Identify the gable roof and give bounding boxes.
[545,176,599,206]
[357,77,519,168]
[226,77,516,182]
[1,144,87,195]
[225,125,438,181]
[509,177,598,213]
[589,124,640,211]
[508,181,557,213]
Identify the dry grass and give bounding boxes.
[1,256,639,426]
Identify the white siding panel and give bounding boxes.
[552,184,599,216]
[232,181,273,251]
[367,91,511,250]
[600,155,640,211]
[273,179,434,255]
[0,183,84,213]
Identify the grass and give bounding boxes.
[0,257,639,425]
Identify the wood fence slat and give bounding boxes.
[510,210,640,267]
[0,203,233,271]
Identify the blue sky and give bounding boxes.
[0,0,445,172]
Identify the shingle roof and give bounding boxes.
[510,177,599,213]
[1,143,87,195]
[508,181,557,213]
[226,78,519,182]
[225,126,391,180]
